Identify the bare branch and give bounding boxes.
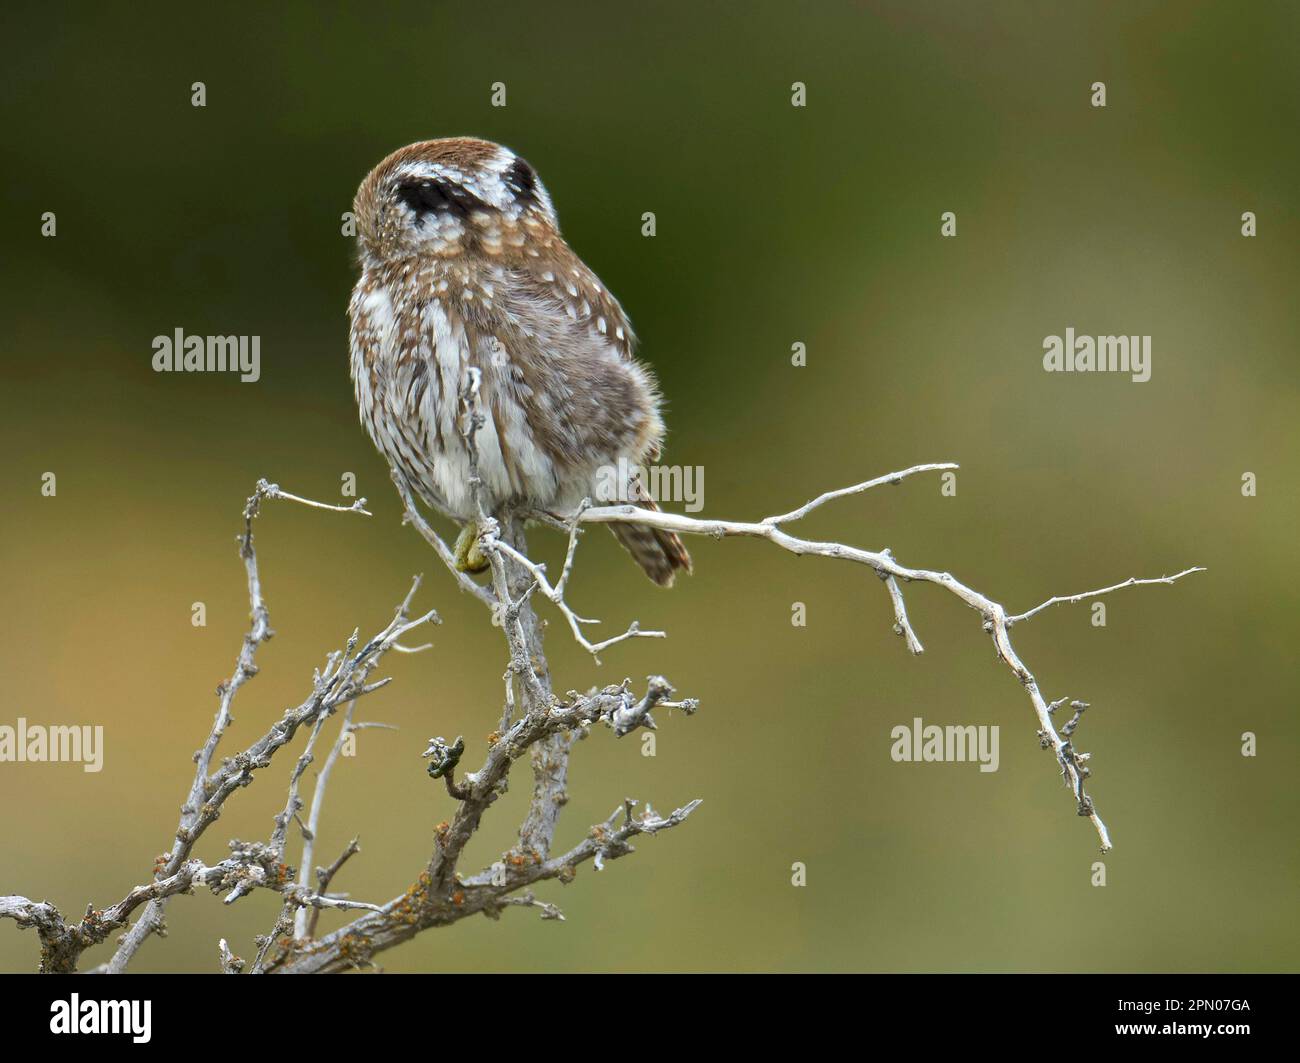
[5,467,701,975]
[266,794,701,974]
[258,481,372,517]
[498,892,565,921]
[293,703,357,939]
[490,535,665,660]
[610,675,685,737]
[4,440,1200,974]
[567,474,1204,851]
[218,938,244,974]
[306,837,362,941]
[880,549,924,655]
[99,487,428,974]
[392,469,496,607]
[762,462,960,525]
[1005,569,1206,626]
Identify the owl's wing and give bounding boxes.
[516,246,638,360]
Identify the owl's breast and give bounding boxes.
[349,271,570,520]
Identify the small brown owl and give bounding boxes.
[348,137,690,586]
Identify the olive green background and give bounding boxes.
[1,1,1296,973]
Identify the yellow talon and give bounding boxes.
[454,525,490,574]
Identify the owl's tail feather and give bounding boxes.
[608,497,692,587]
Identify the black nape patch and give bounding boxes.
[395,178,486,221]
[503,157,538,207]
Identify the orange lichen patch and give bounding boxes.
[385,869,437,928]
[335,931,373,969]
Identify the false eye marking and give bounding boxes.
[396,178,487,221]
[503,156,538,208]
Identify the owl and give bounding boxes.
[348,137,691,586]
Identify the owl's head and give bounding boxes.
[352,137,559,263]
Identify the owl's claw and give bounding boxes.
[454,524,491,574]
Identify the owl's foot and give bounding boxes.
[454,524,491,574]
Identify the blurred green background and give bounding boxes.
[1,0,1296,973]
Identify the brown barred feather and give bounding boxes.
[609,488,692,588]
